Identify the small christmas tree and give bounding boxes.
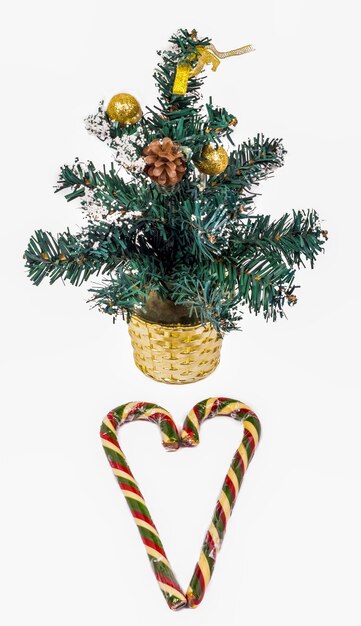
[24,28,327,334]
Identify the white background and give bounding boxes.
[1,1,360,624]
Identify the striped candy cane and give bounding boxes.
[181,397,261,607]
[100,398,261,610]
[101,402,187,610]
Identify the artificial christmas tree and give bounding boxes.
[24,28,327,383]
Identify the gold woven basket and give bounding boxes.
[128,315,222,384]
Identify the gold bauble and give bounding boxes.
[106,93,142,125]
[195,144,229,175]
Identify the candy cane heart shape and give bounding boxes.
[100,398,261,611]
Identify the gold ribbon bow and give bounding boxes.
[172,43,254,96]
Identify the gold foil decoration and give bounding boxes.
[195,144,229,176]
[209,43,255,60]
[172,63,192,96]
[128,315,222,384]
[189,46,220,76]
[106,93,143,125]
[172,42,254,95]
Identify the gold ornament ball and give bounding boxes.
[196,144,229,176]
[106,93,142,125]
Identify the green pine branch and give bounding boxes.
[56,161,149,207]
[216,135,286,191]
[25,225,130,286]
[88,270,146,318]
[229,210,325,269]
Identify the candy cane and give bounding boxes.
[101,402,187,610]
[181,397,261,607]
[100,398,261,610]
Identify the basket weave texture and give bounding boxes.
[128,315,222,384]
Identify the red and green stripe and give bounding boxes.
[101,403,186,610]
[100,398,261,610]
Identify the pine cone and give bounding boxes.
[143,137,186,186]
